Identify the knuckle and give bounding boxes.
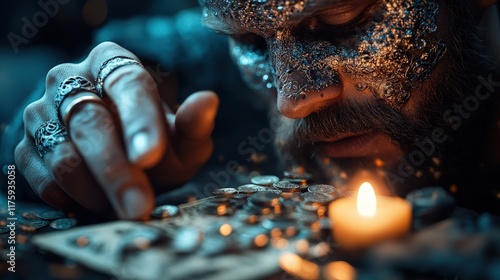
[45,63,74,86]
[88,41,138,67]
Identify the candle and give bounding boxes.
[329,182,412,250]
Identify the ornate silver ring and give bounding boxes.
[95,56,144,95]
[34,120,68,158]
[55,76,99,111]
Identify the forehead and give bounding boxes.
[199,0,355,34]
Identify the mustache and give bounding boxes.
[290,99,423,150]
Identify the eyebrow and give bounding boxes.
[200,0,362,35]
[200,0,378,35]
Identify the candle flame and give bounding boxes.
[357,182,376,217]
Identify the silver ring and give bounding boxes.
[34,120,68,158]
[55,76,99,110]
[95,56,144,95]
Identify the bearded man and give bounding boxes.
[7,0,500,219]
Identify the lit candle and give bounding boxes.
[329,182,412,250]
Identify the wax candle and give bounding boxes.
[329,182,412,250]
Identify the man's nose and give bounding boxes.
[277,85,342,119]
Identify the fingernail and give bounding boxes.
[131,131,149,161]
[121,187,148,219]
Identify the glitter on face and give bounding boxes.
[201,0,447,107]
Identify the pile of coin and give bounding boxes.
[14,210,72,233]
[195,173,339,219]
[148,172,340,256]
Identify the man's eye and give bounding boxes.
[230,33,267,52]
[318,12,367,32]
[316,1,379,34]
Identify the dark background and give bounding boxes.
[0,0,199,126]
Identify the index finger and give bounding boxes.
[85,42,167,168]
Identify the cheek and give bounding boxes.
[229,39,276,98]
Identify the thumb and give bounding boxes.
[173,91,219,166]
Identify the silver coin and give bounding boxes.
[283,178,309,186]
[238,184,267,194]
[151,205,179,219]
[279,193,304,208]
[213,188,238,196]
[22,212,40,220]
[248,192,281,207]
[301,192,335,204]
[263,189,283,195]
[299,201,322,212]
[283,171,313,180]
[273,181,301,192]
[19,220,49,229]
[37,210,66,220]
[307,184,336,194]
[18,220,49,232]
[251,175,280,186]
[50,218,78,230]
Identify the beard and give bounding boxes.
[271,81,460,196]
[270,0,496,197]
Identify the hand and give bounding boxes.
[14,42,219,219]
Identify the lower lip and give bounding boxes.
[318,132,380,158]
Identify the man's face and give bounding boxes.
[200,0,475,192]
